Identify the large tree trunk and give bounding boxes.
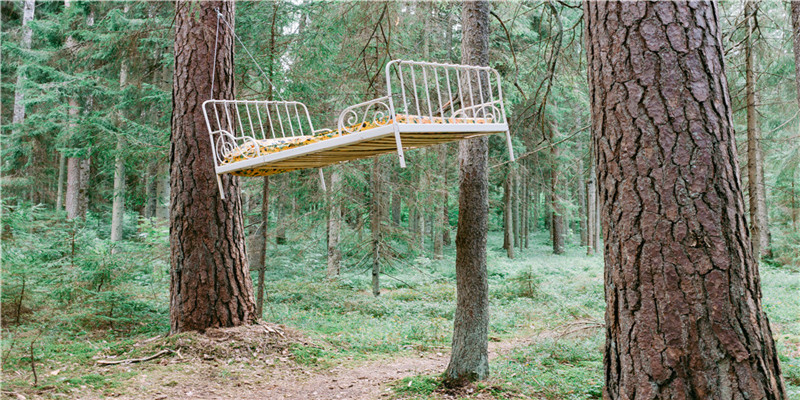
[371,158,382,297]
[744,1,769,259]
[11,0,35,138]
[584,2,786,398]
[169,0,256,334]
[327,169,342,278]
[444,0,490,385]
[111,55,129,244]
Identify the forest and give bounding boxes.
[1,0,799,399]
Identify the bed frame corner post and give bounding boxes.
[216,174,226,199]
[505,129,515,162]
[393,123,406,168]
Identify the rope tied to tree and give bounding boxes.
[210,7,285,102]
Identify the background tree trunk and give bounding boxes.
[549,124,565,255]
[111,54,129,244]
[745,1,769,259]
[585,2,786,398]
[56,153,66,211]
[503,170,514,259]
[169,0,256,334]
[327,169,342,278]
[444,0,490,385]
[11,0,35,139]
[256,176,269,318]
[371,158,382,297]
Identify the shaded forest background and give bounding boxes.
[1,0,799,398]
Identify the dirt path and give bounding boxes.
[257,334,537,400]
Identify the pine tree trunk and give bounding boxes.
[433,150,445,259]
[578,158,587,247]
[169,0,256,333]
[513,170,521,250]
[111,58,129,243]
[256,176,269,318]
[586,143,597,255]
[550,125,564,255]
[793,1,800,113]
[56,153,66,211]
[503,170,514,259]
[11,0,35,138]
[155,162,170,219]
[327,169,342,278]
[790,1,800,242]
[444,0,490,385]
[144,162,158,219]
[371,158,382,297]
[585,2,786,398]
[442,145,452,247]
[745,1,769,259]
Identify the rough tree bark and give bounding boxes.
[444,0,490,385]
[744,1,770,259]
[169,0,256,333]
[584,1,786,398]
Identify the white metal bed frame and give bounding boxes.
[203,59,515,198]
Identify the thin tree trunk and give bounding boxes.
[433,149,445,259]
[585,2,786,398]
[550,124,564,255]
[503,170,514,259]
[11,0,35,138]
[56,153,66,211]
[513,169,521,250]
[144,162,158,219]
[442,145,452,247]
[578,158,587,247]
[445,0,490,385]
[327,169,342,278]
[745,0,769,259]
[256,176,269,317]
[170,0,256,333]
[586,141,597,255]
[155,163,170,219]
[371,158,382,297]
[111,55,129,243]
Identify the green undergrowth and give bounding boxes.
[2,204,799,399]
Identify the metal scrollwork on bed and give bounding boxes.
[337,95,394,136]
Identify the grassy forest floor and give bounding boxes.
[2,209,800,399]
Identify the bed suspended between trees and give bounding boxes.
[203,13,514,198]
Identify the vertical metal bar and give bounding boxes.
[434,68,443,118]
[466,67,475,118]
[265,102,276,139]
[275,102,286,137]
[398,63,408,115]
[213,103,223,135]
[223,102,235,135]
[455,69,465,119]
[245,102,256,138]
[410,64,421,117]
[422,65,433,118]
[284,102,295,136]
[476,69,485,119]
[255,101,266,140]
[303,104,315,134]
[234,102,246,138]
[445,68,455,119]
[293,103,303,136]
[203,102,220,168]
[486,70,496,121]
